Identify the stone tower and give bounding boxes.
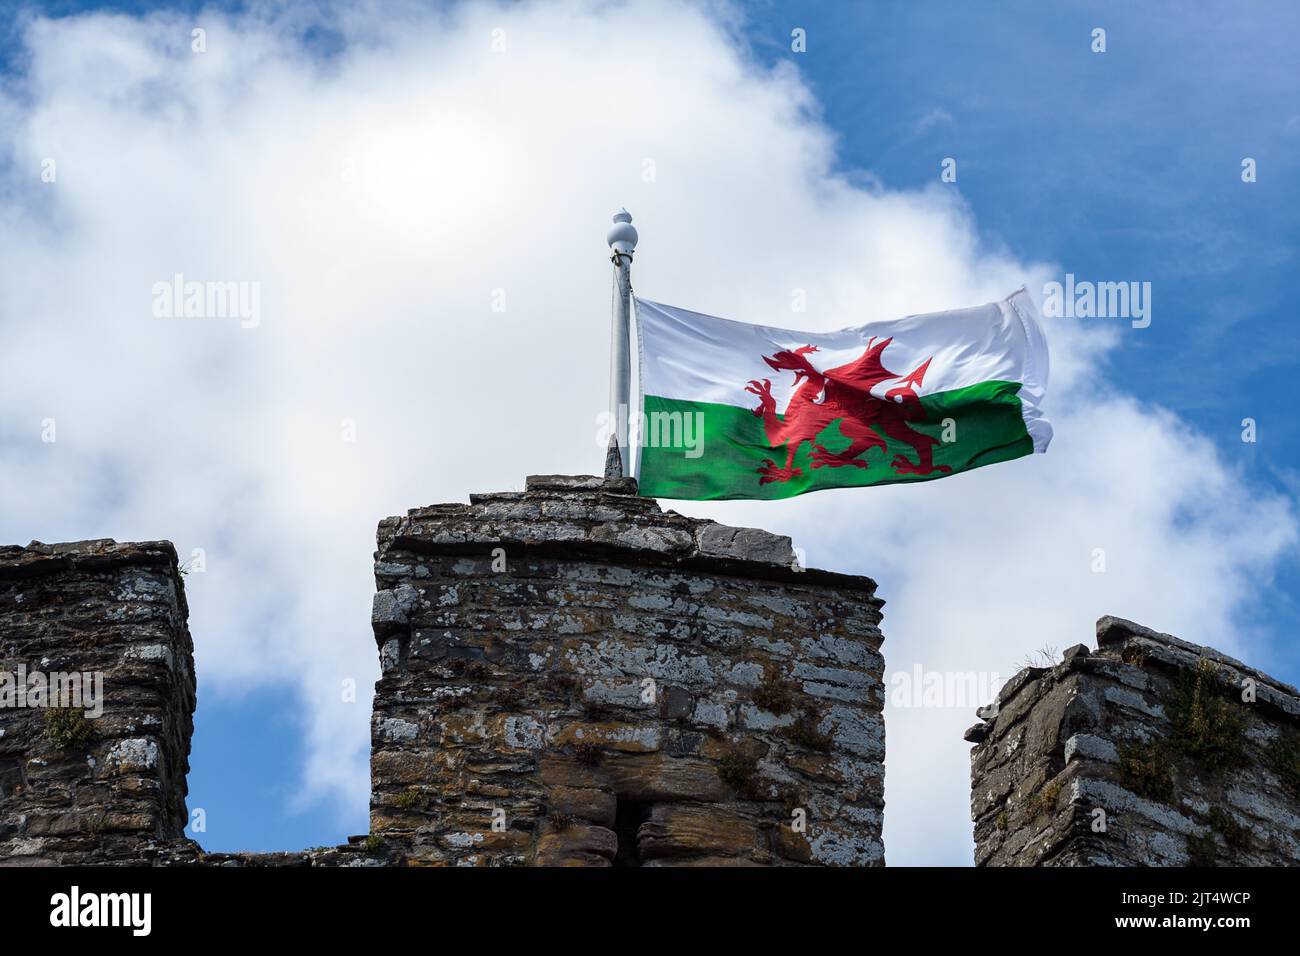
[966,616,1300,866]
[367,475,886,866]
[0,540,195,864]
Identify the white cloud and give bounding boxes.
[912,106,954,137]
[0,0,1293,862]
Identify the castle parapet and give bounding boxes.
[967,616,1300,866]
[368,475,887,866]
[0,539,196,864]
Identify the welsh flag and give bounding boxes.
[633,289,1051,500]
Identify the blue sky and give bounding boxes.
[1,0,1296,861]
[749,0,1300,648]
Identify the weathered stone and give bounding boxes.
[962,722,988,744]
[694,523,795,567]
[0,539,195,865]
[553,722,661,753]
[637,803,760,861]
[525,475,607,493]
[660,685,693,720]
[371,584,419,635]
[547,786,617,827]
[773,823,814,863]
[371,476,885,865]
[370,750,444,785]
[968,615,1300,867]
[2,474,887,868]
[535,824,618,866]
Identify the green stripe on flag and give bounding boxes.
[637,381,1033,500]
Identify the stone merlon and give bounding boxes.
[369,475,886,866]
[967,615,1300,867]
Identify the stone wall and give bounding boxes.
[368,475,886,866]
[966,616,1300,866]
[6,520,1300,869]
[0,540,196,864]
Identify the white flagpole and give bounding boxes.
[605,209,637,479]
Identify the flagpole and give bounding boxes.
[605,209,637,479]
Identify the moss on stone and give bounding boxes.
[44,707,95,750]
[1169,658,1247,773]
[1117,739,1174,803]
[393,788,422,810]
[1036,778,1064,813]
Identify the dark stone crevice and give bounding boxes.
[612,798,652,867]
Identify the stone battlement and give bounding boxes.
[0,539,196,864]
[4,484,1297,868]
[368,475,887,866]
[966,616,1300,866]
[0,477,888,866]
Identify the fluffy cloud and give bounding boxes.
[0,0,1293,862]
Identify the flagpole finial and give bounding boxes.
[607,209,637,259]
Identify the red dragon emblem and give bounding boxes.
[744,337,953,485]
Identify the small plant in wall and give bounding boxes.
[752,666,795,715]
[44,708,95,749]
[393,788,423,810]
[1170,658,1248,773]
[1035,778,1064,813]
